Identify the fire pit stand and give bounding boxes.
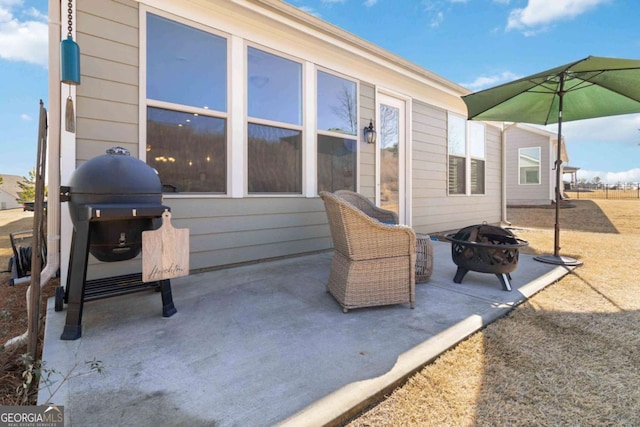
[445,224,528,291]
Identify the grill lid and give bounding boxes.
[68,147,161,197]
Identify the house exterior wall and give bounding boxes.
[0,190,21,210]
[66,0,504,279]
[410,101,502,233]
[0,175,24,210]
[505,127,553,206]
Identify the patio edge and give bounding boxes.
[276,264,574,427]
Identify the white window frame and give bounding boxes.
[245,43,305,196]
[316,67,359,194]
[447,113,486,196]
[519,146,542,185]
[140,8,232,198]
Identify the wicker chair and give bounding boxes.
[320,191,416,312]
[334,190,399,225]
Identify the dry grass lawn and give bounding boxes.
[349,199,640,426]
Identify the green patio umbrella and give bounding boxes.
[462,56,640,265]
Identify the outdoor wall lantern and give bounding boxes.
[364,120,377,144]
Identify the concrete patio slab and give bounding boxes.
[39,242,573,426]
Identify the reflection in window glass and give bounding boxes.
[248,47,301,125]
[469,122,485,158]
[449,156,465,195]
[519,147,541,184]
[317,135,356,192]
[317,71,357,135]
[248,123,302,193]
[448,114,466,155]
[471,159,485,194]
[380,104,400,213]
[147,107,226,193]
[147,13,227,111]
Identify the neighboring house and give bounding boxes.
[504,124,569,206]
[0,174,23,210]
[563,165,580,189]
[49,0,506,281]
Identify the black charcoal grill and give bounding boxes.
[58,147,177,340]
[445,224,528,291]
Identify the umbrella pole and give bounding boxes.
[534,73,582,266]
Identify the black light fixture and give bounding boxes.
[364,119,377,144]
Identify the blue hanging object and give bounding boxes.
[61,35,80,85]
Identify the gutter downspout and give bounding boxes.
[4,0,61,349]
[501,122,518,227]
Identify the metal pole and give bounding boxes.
[553,74,564,258]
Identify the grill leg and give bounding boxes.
[496,273,512,291]
[61,222,91,340]
[453,267,468,284]
[159,279,177,317]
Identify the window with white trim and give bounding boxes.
[247,47,302,194]
[519,147,541,184]
[316,70,357,192]
[146,13,228,193]
[447,113,485,195]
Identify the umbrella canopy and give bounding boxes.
[462,56,640,265]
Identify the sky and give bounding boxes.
[0,0,639,184]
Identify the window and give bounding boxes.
[448,114,466,195]
[147,14,226,111]
[317,71,357,192]
[147,107,226,192]
[247,123,302,193]
[146,13,228,193]
[247,47,303,193]
[469,122,485,194]
[519,147,541,184]
[448,114,485,195]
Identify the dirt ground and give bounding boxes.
[0,209,56,406]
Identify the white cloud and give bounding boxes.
[460,71,521,91]
[20,113,32,121]
[0,1,48,67]
[559,114,640,145]
[430,11,444,28]
[506,0,610,33]
[363,0,378,6]
[573,168,640,185]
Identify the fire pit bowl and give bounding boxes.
[445,224,528,291]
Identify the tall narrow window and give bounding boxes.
[519,147,541,184]
[469,121,485,195]
[448,114,485,195]
[146,13,228,193]
[247,47,302,194]
[317,71,357,192]
[448,114,466,195]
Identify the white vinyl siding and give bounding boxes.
[412,101,501,234]
[506,127,554,206]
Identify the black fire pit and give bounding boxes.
[58,147,177,340]
[445,224,528,291]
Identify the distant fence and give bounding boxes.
[566,184,640,200]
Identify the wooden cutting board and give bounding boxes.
[142,210,190,282]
